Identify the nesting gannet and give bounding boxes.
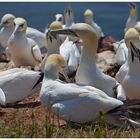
[112,39,128,66]
[40,54,140,127]
[0,68,42,106]
[7,17,42,67]
[50,23,126,101]
[55,14,64,25]
[84,9,104,39]
[0,13,47,50]
[125,2,137,33]
[42,21,81,76]
[120,28,140,99]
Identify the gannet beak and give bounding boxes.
[13,24,20,34]
[128,2,136,9]
[0,23,4,30]
[59,67,71,83]
[130,41,140,62]
[50,29,78,38]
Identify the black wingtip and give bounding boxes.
[32,72,44,90]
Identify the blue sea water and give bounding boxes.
[0,2,140,40]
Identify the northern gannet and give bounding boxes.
[84,9,104,40]
[125,2,137,33]
[121,28,140,99]
[0,13,47,50]
[50,23,126,100]
[40,54,140,127]
[0,68,42,106]
[7,17,42,67]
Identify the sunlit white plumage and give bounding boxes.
[50,23,126,101]
[0,13,47,50]
[0,68,41,106]
[84,9,104,39]
[112,40,128,66]
[7,17,42,67]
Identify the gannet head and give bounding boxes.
[50,23,98,47]
[55,14,64,24]
[84,9,94,26]
[13,17,27,33]
[125,28,140,62]
[50,21,62,30]
[128,2,137,17]
[0,13,15,29]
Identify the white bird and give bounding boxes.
[50,23,126,101]
[0,68,42,106]
[42,21,81,76]
[112,39,128,66]
[7,17,42,68]
[0,13,47,51]
[84,9,104,39]
[120,28,140,99]
[40,54,140,127]
[124,2,137,33]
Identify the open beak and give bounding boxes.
[50,29,78,39]
[13,24,19,34]
[128,2,136,9]
[130,41,140,62]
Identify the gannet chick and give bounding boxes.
[40,54,140,127]
[125,2,137,32]
[7,17,42,67]
[50,23,126,101]
[0,68,42,106]
[55,14,64,25]
[121,28,140,99]
[0,13,47,51]
[84,9,104,39]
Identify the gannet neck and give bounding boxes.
[85,17,94,27]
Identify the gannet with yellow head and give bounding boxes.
[84,9,104,39]
[120,28,140,99]
[0,13,47,52]
[7,17,42,67]
[125,2,138,32]
[50,23,126,100]
[40,54,140,127]
[0,68,42,106]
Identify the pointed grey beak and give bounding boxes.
[50,29,78,38]
[13,24,19,34]
[128,2,136,9]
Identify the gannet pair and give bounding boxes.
[125,2,138,33]
[7,18,42,68]
[40,54,140,127]
[0,13,47,50]
[84,9,104,40]
[0,68,42,106]
[42,21,81,76]
[50,23,126,101]
[116,28,140,99]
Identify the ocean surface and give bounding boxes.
[0,2,140,40]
